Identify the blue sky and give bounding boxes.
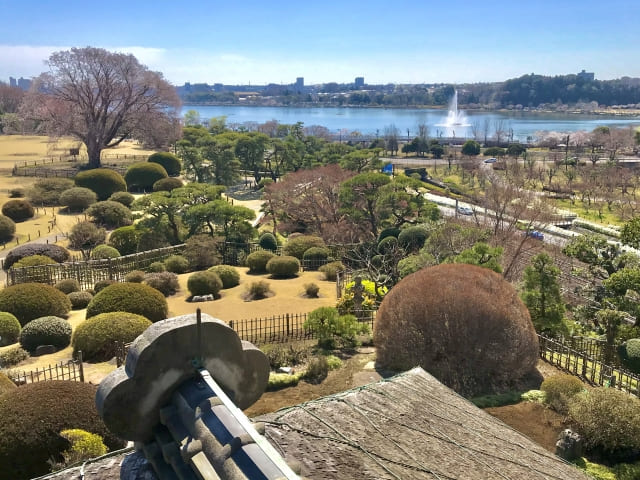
[1,0,639,86]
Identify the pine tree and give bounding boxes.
[521,253,565,334]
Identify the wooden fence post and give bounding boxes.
[286,313,290,336]
[77,351,84,382]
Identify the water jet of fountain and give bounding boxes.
[435,90,471,131]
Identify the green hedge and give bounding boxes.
[0,312,21,346]
[59,187,97,212]
[283,235,325,259]
[90,245,120,259]
[246,250,275,274]
[0,215,15,241]
[3,243,69,271]
[54,278,80,294]
[258,232,278,251]
[68,291,93,310]
[208,265,240,289]
[11,254,57,269]
[1,199,34,222]
[266,256,300,278]
[187,271,222,296]
[0,283,71,326]
[148,152,182,176]
[124,162,168,191]
[19,316,72,352]
[152,177,183,192]
[74,168,127,200]
[619,338,640,374]
[86,283,168,322]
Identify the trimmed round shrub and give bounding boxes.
[108,225,140,256]
[0,312,21,346]
[11,254,57,269]
[0,381,123,479]
[246,250,275,274]
[483,146,506,157]
[148,152,182,176]
[124,270,146,283]
[90,245,120,260]
[68,291,93,310]
[125,162,168,191]
[164,254,189,274]
[377,227,401,244]
[0,372,16,395]
[153,177,183,192]
[540,374,585,414]
[208,265,240,289]
[258,232,278,251]
[86,282,168,322]
[374,264,539,397]
[398,226,429,252]
[148,261,166,273]
[74,168,127,200]
[19,316,72,352]
[72,312,151,361]
[283,235,325,260]
[266,256,300,278]
[8,187,24,198]
[0,215,15,241]
[0,283,71,326]
[143,272,180,296]
[27,177,74,206]
[0,345,29,367]
[86,200,132,228]
[302,247,330,270]
[377,235,399,254]
[93,279,117,294]
[618,338,640,374]
[54,278,80,294]
[3,243,69,271]
[187,271,223,297]
[183,234,221,270]
[108,191,135,207]
[1,199,34,222]
[59,187,97,212]
[319,261,345,281]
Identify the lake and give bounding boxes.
[182,105,640,142]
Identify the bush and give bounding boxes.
[125,162,168,191]
[183,234,221,270]
[90,244,120,260]
[58,429,108,468]
[244,280,273,300]
[483,146,506,157]
[377,235,399,254]
[302,247,330,270]
[187,271,222,297]
[619,338,640,374]
[319,261,345,281]
[68,291,93,310]
[3,243,69,271]
[148,261,166,273]
[152,177,183,192]
[267,372,305,391]
[164,254,189,274]
[304,283,320,298]
[0,312,21,346]
[208,265,240,289]
[540,374,585,414]
[108,191,135,207]
[86,200,132,228]
[86,282,168,322]
[0,215,15,241]
[267,255,300,278]
[19,316,72,352]
[0,381,122,479]
[304,306,369,349]
[74,168,127,200]
[8,187,24,198]
[258,232,278,251]
[569,388,640,454]
[261,343,309,370]
[143,272,180,296]
[0,283,71,326]
[11,254,56,269]
[54,278,80,294]
[305,355,329,383]
[124,270,146,283]
[246,250,276,274]
[398,226,429,252]
[374,264,539,397]
[0,372,16,396]
[108,225,140,255]
[0,345,29,368]
[1,199,34,222]
[93,279,116,294]
[27,178,74,206]
[72,312,151,361]
[377,227,401,244]
[148,152,182,176]
[283,235,325,259]
[68,221,106,253]
[59,187,97,212]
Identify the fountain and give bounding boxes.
[435,90,471,137]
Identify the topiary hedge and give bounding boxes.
[0,283,71,326]
[302,247,330,270]
[619,338,640,374]
[68,291,93,310]
[3,243,69,271]
[0,312,21,346]
[19,316,72,352]
[125,162,168,192]
[124,270,146,283]
[187,271,223,297]
[398,226,429,252]
[319,261,345,281]
[246,250,275,274]
[0,215,15,242]
[143,272,180,296]
[72,312,152,362]
[0,372,16,396]
[86,200,132,228]
[267,256,300,278]
[1,199,34,222]
[283,235,325,259]
[152,177,183,192]
[86,282,168,322]
[59,187,97,212]
[0,381,123,479]
[208,265,240,289]
[27,177,74,206]
[54,278,80,294]
[11,254,57,269]
[183,234,221,270]
[90,244,120,259]
[74,168,127,200]
[93,279,116,294]
[148,152,182,176]
[258,232,278,251]
[108,191,135,207]
[377,235,399,254]
[540,374,585,414]
[107,225,140,255]
[164,254,189,274]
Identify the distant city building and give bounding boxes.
[577,69,595,81]
[9,77,17,88]
[295,77,304,89]
[355,76,365,89]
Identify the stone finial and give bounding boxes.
[96,313,270,443]
[555,428,583,461]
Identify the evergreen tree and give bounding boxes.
[521,253,565,334]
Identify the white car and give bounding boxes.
[483,157,497,164]
[457,206,473,215]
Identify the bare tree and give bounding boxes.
[384,124,399,156]
[22,47,181,168]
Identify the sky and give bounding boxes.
[1,0,639,86]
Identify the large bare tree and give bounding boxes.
[22,47,181,168]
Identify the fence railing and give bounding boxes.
[9,353,84,386]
